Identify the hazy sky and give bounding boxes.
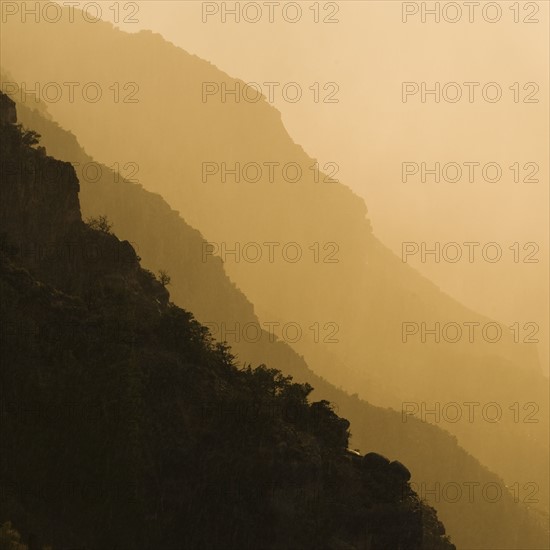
[50,0,549,369]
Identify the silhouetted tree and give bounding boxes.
[86,215,113,234]
[17,124,40,146]
[158,269,171,287]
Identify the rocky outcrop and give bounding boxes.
[0,91,168,309]
[0,92,81,248]
[363,452,391,471]
[0,92,16,124]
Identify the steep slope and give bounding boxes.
[1,13,547,488]
[0,92,461,550]
[7,96,550,549]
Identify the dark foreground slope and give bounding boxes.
[0,93,458,549]
[8,96,549,549]
[1,12,548,524]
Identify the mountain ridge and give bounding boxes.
[6,92,548,549]
[0,90,461,550]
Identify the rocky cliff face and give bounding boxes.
[0,98,80,247]
[0,93,16,124]
[0,92,168,309]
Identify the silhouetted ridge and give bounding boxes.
[8,88,549,550]
[2,17,546,531]
[0,93,457,549]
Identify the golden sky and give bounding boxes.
[44,0,549,370]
